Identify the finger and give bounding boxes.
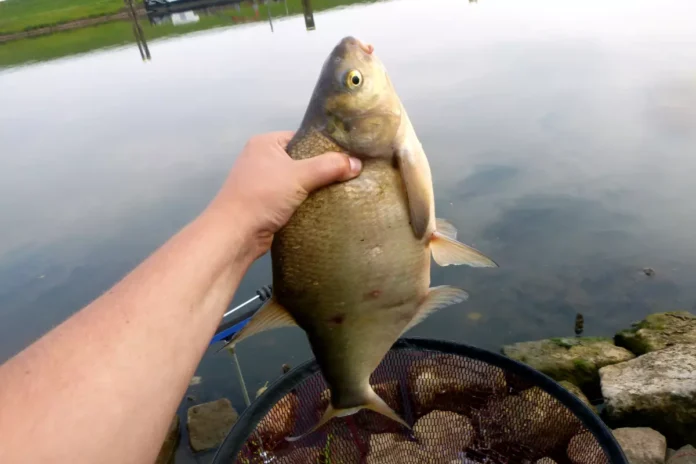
[294,152,362,193]
[272,131,296,149]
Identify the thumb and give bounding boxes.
[294,152,362,193]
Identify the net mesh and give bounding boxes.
[222,341,617,464]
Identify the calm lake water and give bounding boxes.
[1,0,696,460]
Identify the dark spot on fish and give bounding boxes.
[364,289,382,300]
[360,238,365,242]
[386,298,408,310]
[328,314,345,325]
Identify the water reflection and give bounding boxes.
[302,0,316,30]
[126,0,151,61]
[2,0,696,461]
[135,0,317,60]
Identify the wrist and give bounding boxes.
[199,198,263,270]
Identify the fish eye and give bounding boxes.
[345,70,363,89]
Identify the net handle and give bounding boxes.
[211,337,628,464]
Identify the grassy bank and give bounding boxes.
[0,0,378,70]
[0,13,245,68]
[0,0,125,34]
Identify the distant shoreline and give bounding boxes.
[0,8,146,44]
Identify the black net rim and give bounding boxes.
[212,337,628,464]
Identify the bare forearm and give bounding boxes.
[0,206,255,464]
[0,131,360,464]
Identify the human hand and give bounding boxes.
[208,131,362,260]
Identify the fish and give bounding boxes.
[221,36,497,440]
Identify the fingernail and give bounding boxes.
[349,157,362,174]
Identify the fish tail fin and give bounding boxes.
[285,403,348,442]
[430,229,498,268]
[362,386,411,430]
[286,386,409,442]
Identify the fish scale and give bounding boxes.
[274,128,430,409]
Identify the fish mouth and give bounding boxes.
[357,39,374,55]
[338,36,374,57]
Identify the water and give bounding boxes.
[1,0,695,461]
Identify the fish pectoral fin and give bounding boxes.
[430,231,499,268]
[216,297,297,353]
[395,110,435,241]
[436,218,458,240]
[401,286,469,335]
[286,386,410,442]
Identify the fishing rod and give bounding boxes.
[210,285,272,345]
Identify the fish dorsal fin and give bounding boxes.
[216,297,297,353]
[401,286,469,335]
[430,231,498,268]
[435,218,458,240]
[394,108,435,241]
[286,386,410,442]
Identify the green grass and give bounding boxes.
[0,0,378,69]
[0,0,125,34]
[0,12,243,68]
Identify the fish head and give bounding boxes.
[306,36,403,157]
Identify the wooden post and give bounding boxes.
[302,0,315,30]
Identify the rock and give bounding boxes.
[559,380,593,408]
[413,410,476,460]
[600,344,696,446]
[274,444,322,462]
[612,428,667,464]
[254,391,299,451]
[155,415,180,464]
[667,449,677,460]
[668,445,696,464]
[329,433,363,463]
[366,413,476,464]
[366,433,428,463]
[408,353,507,417]
[477,386,582,454]
[187,398,238,452]
[501,337,635,395]
[567,431,605,464]
[615,311,696,355]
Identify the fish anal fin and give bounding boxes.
[401,286,469,335]
[286,386,409,442]
[430,231,498,268]
[217,297,296,353]
[435,218,458,240]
